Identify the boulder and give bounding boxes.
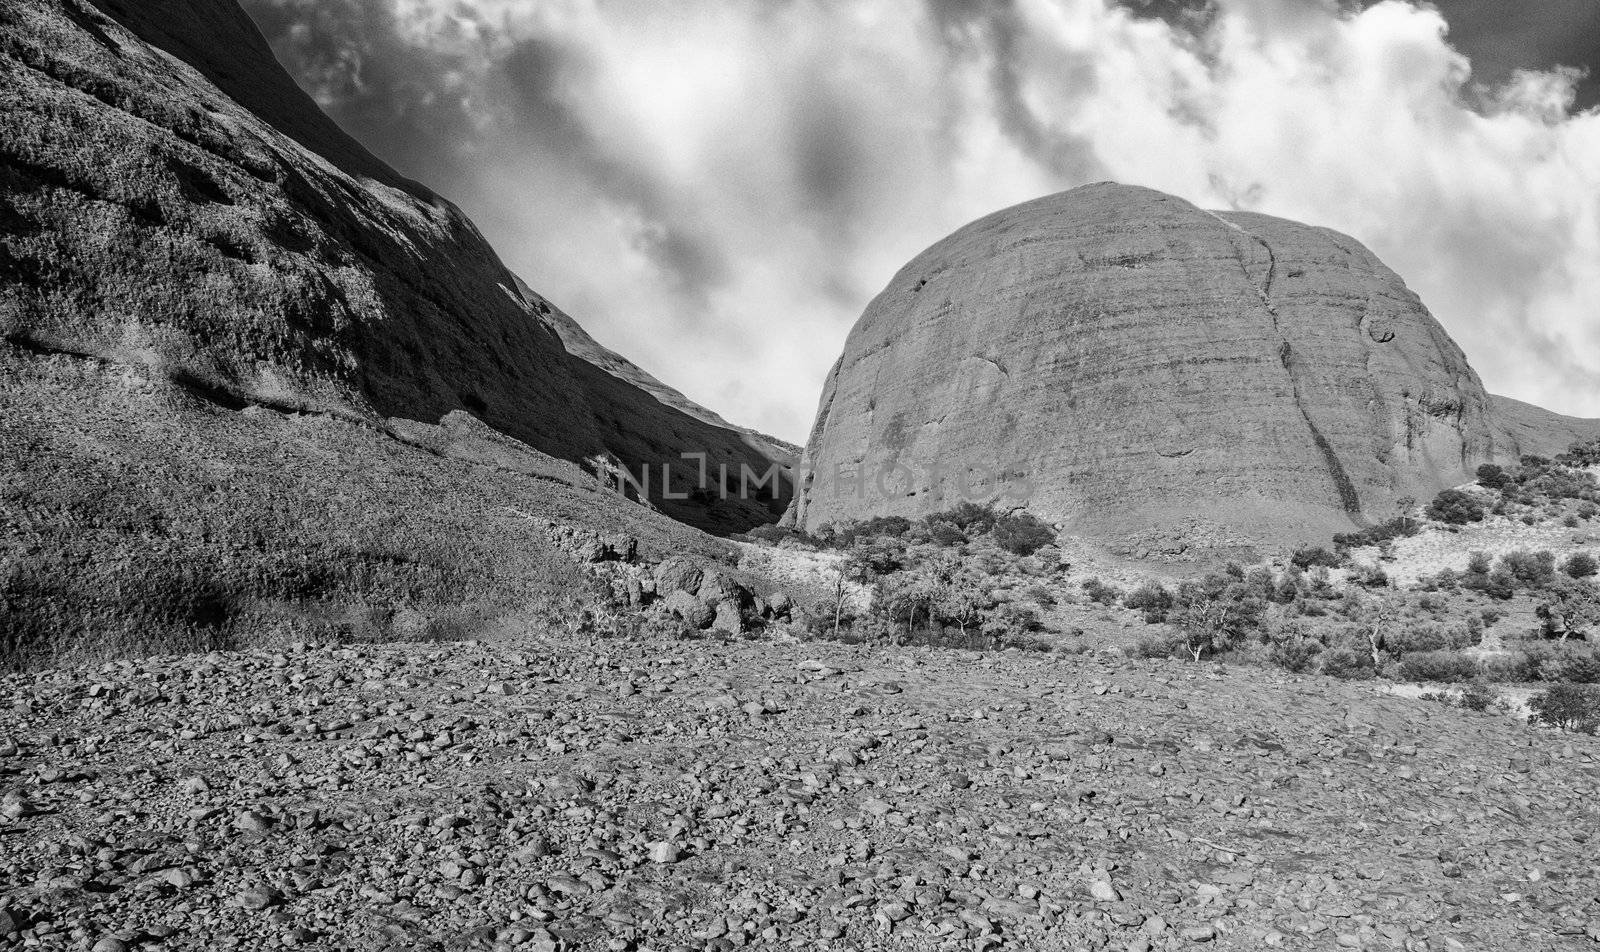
[654,558,705,596]
[664,591,714,630]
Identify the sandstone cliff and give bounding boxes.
[789,183,1600,556]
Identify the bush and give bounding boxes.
[1123,582,1174,623]
[1082,577,1122,606]
[1269,638,1322,674]
[927,522,966,547]
[1292,546,1343,569]
[1319,647,1375,680]
[1467,551,1493,575]
[925,502,996,534]
[1387,624,1459,655]
[1529,683,1600,733]
[1459,680,1500,712]
[1399,650,1480,684]
[1427,489,1485,525]
[992,511,1056,556]
[1560,440,1600,467]
[1500,644,1600,683]
[1563,552,1599,579]
[1499,550,1557,590]
[1333,518,1418,551]
[1348,564,1390,589]
[1476,463,1512,490]
[1132,631,1183,659]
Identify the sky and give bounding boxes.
[240,0,1600,444]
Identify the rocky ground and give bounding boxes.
[2,629,1597,952]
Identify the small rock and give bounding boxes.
[234,885,282,910]
[1089,880,1121,902]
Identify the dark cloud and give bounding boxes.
[1119,0,1600,109]
[925,0,1103,182]
[1416,0,1600,108]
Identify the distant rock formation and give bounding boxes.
[0,0,788,534]
[788,183,1600,555]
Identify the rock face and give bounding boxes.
[789,183,1598,552]
[0,0,788,535]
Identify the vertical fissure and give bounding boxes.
[1249,234,1363,514]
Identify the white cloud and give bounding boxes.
[251,0,1600,442]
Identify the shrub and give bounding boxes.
[925,502,996,534]
[927,522,966,547]
[992,511,1057,556]
[1563,552,1599,579]
[1467,551,1494,575]
[1387,624,1458,655]
[1398,650,1480,684]
[1463,566,1515,600]
[1560,440,1600,467]
[1348,564,1390,589]
[1269,638,1322,674]
[1503,643,1600,683]
[1529,683,1600,733]
[1459,680,1499,712]
[1132,631,1182,659]
[1499,550,1557,590]
[1124,582,1175,623]
[1476,463,1512,490]
[1319,647,1375,680]
[1292,546,1343,569]
[1427,489,1485,525]
[1333,518,1418,551]
[1082,578,1122,606]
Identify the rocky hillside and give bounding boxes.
[788,183,1600,559]
[1,626,1596,950]
[0,0,796,662]
[0,0,789,531]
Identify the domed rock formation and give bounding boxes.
[788,183,1597,555]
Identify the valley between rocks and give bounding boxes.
[1,631,1596,951]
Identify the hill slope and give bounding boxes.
[0,0,788,662]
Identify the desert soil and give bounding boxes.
[1,630,1597,951]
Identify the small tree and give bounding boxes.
[1350,597,1399,669]
[1562,552,1599,579]
[1171,574,1265,662]
[1476,463,1512,490]
[1529,683,1600,734]
[1427,489,1485,525]
[1395,494,1418,533]
[992,511,1056,555]
[1537,580,1600,642]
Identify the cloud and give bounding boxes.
[242,0,1600,443]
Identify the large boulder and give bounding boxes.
[788,183,1598,553]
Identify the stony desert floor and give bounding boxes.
[1,631,1597,952]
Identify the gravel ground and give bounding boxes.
[1,633,1597,951]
